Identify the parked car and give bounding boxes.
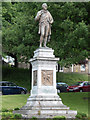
[67,81,90,92]
[56,82,68,93]
[0,81,27,95]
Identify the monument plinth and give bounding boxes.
[14,47,77,118]
[30,47,59,96]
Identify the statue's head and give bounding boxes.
[42,3,47,10]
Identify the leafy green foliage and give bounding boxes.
[14,107,20,110]
[2,108,13,112]
[53,116,66,120]
[1,112,14,119]
[2,108,9,112]
[46,118,52,120]
[14,113,22,119]
[1,112,22,119]
[31,116,38,120]
[2,2,89,66]
[76,112,87,120]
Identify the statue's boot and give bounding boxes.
[44,37,47,47]
[44,43,46,47]
[39,44,42,47]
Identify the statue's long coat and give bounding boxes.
[35,10,53,36]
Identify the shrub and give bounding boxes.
[30,116,37,120]
[2,109,9,112]
[80,113,87,117]
[1,112,22,119]
[8,109,13,112]
[53,116,66,120]
[76,112,87,119]
[13,113,22,119]
[14,107,20,110]
[1,112,14,119]
[76,114,82,119]
[46,118,52,120]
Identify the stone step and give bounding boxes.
[13,109,77,118]
[28,98,62,101]
[21,106,70,110]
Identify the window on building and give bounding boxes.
[59,66,64,72]
[81,64,85,71]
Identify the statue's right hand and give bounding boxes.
[35,11,42,21]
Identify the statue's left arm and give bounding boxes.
[48,12,53,24]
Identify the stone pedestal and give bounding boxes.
[30,47,58,97]
[14,47,77,118]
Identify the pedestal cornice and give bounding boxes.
[30,47,59,62]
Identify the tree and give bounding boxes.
[48,2,89,67]
[2,2,89,67]
[2,2,39,67]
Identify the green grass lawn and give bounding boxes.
[2,94,29,110]
[1,92,89,116]
[60,92,89,116]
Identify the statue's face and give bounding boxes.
[43,5,47,10]
[42,3,47,10]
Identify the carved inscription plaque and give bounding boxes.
[33,70,37,86]
[41,70,53,86]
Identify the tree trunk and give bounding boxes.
[88,56,90,75]
[30,63,32,75]
[14,55,18,67]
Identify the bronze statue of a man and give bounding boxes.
[35,3,53,47]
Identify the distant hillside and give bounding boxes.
[56,72,88,85]
[2,66,31,92]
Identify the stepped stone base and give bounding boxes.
[13,95,77,118]
[13,47,77,118]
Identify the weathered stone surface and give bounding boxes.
[33,70,37,86]
[13,47,77,118]
[41,70,53,86]
[33,47,55,58]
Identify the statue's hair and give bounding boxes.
[42,3,47,8]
